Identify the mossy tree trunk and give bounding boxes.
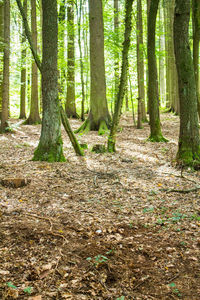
[33,0,65,162]
[147,0,167,142]
[192,0,200,118]
[1,0,10,133]
[75,0,85,121]
[114,0,119,103]
[26,0,41,124]
[0,1,4,118]
[19,0,27,119]
[174,0,200,166]
[158,1,165,106]
[76,0,110,135]
[107,0,134,152]
[65,0,77,118]
[58,0,66,98]
[136,0,147,127]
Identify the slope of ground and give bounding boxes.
[0,113,199,299]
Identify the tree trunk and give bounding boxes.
[0,1,4,118]
[75,0,86,121]
[114,0,119,103]
[58,0,66,98]
[75,0,110,135]
[1,0,10,133]
[107,0,134,152]
[147,0,167,142]
[65,0,77,118]
[158,2,165,106]
[26,0,41,124]
[174,0,200,166]
[19,0,27,119]
[137,0,146,127]
[192,0,200,118]
[33,0,65,162]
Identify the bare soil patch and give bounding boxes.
[0,113,200,299]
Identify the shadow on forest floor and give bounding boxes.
[0,113,199,299]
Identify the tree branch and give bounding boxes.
[16,0,42,72]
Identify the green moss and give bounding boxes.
[107,137,116,153]
[148,134,168,143]
[98,120,109,136]
[32,135,66,162]
[74,119,90,135]
[92,144,106,154]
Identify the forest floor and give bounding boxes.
[0,113,200,300]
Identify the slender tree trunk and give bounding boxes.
[75,0,85,121]
[65,0,77,118]
[147,0,167,142]
[137,0,146,127]
[75,0,110,135]
[114,0,119,102]
[174,0,200,166]
[58,0,66,98]
[33,0,65,162]
[26,0,41,124]
[159,1,165,106]
[192,0,200,118]
[0,1,4,118]
[1,0,10,133]
[19,0,27,119]
[107,0,134,152]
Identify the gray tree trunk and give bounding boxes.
[75,0,110,134]
[147,0,167,142]
[1,0,10,132]
[174,0,200,166]
[19,0,27,119]
[0,1,4,118]
[65,0,77,118]
[33,0,65,162]
[26,0,41,124]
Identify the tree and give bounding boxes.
[65,0,77,118]
[25,0,41,124]
[1,0,10,133]
[75,0,110,135]
[192,0,200,118]
[19,0,27,119]
[114,0,119,102]
[58,0,66,98]
[136,0,146,128]
[0,0,3,117]
[147,0,167,142]
[75,0,85,121]
[107,0,134,152]
[16,0,84,160]
[33,0,65,161]
[174,0,200,166]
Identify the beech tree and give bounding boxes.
[0,0,3,117]
[1,0,10,133]
[75,0,111,135]
[107,0,134,152]
[174,0,200,166]
[65,0,77,118]
[147,0,167,142]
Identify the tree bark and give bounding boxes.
[25,0,41,124]
[1,0,10,133]
[136,0,146,127]
[58,0,66,98]
[107,0,134,152]
[192,0,200,118]
[19,0,27,119]
[158,1,165,106]
[174,0,200,166]
[0,1,4,118]
[33,0,65,162]
[75,0,110,135]
[147,0,167,142]
[65,0,77,118]
[114,0,119,103]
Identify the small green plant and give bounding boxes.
[86,254,109,267]
[116,296,125,300]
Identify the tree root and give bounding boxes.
[161,186,200,194]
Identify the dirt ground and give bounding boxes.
[0,113,200,300]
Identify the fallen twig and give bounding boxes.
[160,186,200,194]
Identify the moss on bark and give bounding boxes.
[32,135,66,162]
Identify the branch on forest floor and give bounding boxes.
[160,186,200,194]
